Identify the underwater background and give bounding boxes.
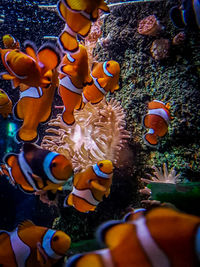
[0,0,200,258]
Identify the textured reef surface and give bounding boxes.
[0,0,200,252]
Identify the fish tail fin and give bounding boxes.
[67,252,105,267]
[15,128,39,144]
[143,129,158,146]
[58,29,79,53]
[0,164,9,177]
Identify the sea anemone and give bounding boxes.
[137,15,162,36]
[41,98,130,172]
[150,38,170,60]
[141,163,181,185]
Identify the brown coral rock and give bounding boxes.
[137,15,162,36]
[41,98,130,172]
[150,38,170,60]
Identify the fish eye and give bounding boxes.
[51,162,57,168]
[99,163,103,168]
[52,235,59,242]
[106,63,110,67]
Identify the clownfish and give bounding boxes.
[66,207,200,267]
[170,0,200,30]
[0,41,61,89]
[0,220,71,267]
[2,34,20,50]
[13,69,59,143]
[0,89,12,118]
[82,60,120,105]
[0,143,73,199]
[143,100,171,146]
[64,160,113,213]
[58,44,93,125]
[57,0,109,52]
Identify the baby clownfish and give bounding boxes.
[64,160,113,213]
[58,44,93,125]
[0,88,12,118]
[0,41,61,89]
[82,60,120,105]
[170,0,200,30]
[57,0,109,53]
[0,143,73,200]
[0,220,71,267]
[2,34,20,50]
[142,100,171,147]
[66,207,200,267]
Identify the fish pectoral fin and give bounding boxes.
[97,78,109,89]
[0,72,15,80]
[24,41,38,61]
[85,75,93,85]
[31,173,44,189]
[60,65,76,76]
[105,188,110,197]
[37,242,49,266]
[91,181,106,192]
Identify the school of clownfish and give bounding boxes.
[0,0,199,266]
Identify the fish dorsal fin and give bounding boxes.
[18,220,35,231]
[91,61,99,71]
[37,43,61,73]
[23,143,39,154]
[24,41,37,61]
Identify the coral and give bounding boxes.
[172,32,185,46]
[41,98,130,172]
[137,15,162,36]
[150,38,170,60]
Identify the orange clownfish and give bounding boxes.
[66,207,200,267]
[0,88,12,118]
[64,160,113,213]
[2,34,20,50]
[0,41,61,89]
[57,0,109,52]
[13,69,59,143]
[0,220,71,267]
[58,44,92,125]
[82,60,120,105]
[143,100,171,146]
[0,143,73,200]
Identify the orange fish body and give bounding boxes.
[66,207,200,267]
[57,0,109,52]
[13,69,58,143]
[58,44,92,125]
[0,220,71,267]
[82,61,120,105]
[0,143,73,196]
[0,89,12,118]
[64,160,113,213]
[2,34,20,50]
[0,41,60,89]
[143,100,171,146]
